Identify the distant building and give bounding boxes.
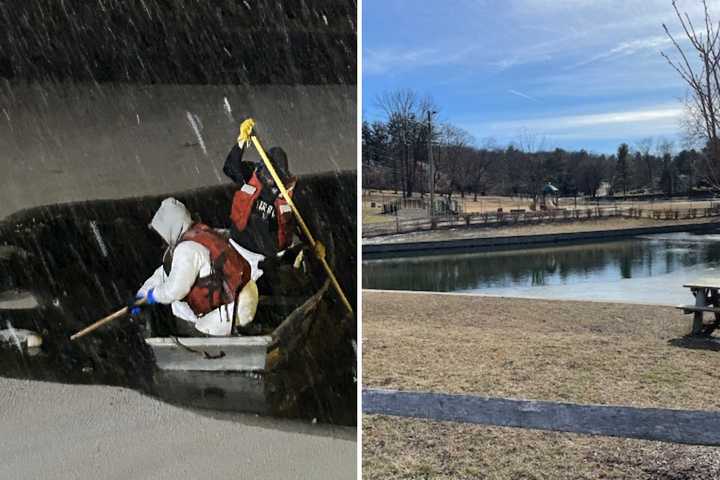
[596,182,612,197]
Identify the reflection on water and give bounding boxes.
[362,233,720,305]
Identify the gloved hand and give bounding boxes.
[144,289,157,305]
[128,289,156,316]
[237,118,255,145]
[127,296,144,317]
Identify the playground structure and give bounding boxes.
[530,183,560,211]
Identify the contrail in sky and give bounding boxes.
[508,89,537,101]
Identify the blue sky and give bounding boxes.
[362,0,710,154]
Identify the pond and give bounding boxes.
[362,233,720,305]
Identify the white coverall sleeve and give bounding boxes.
[137,266,167,297]
[151,242,206,304]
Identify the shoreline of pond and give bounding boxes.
[363,220,720,259]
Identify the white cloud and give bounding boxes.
[511,105,680,128]
[570,35,672,69]
[466,105,684,142]
[364,45,478,75]
[363,47,437,75]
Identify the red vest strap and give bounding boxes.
[275,178,296,250]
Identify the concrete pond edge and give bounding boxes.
[363,222,720,258]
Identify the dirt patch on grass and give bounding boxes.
[363,415,720,479]
[363,291,720,410]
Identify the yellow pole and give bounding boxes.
[249,135,354,315]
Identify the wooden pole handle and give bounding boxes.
[70,298,147,341]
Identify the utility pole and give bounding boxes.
[427,110,436,218]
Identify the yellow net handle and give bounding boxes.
[249,135,354,315]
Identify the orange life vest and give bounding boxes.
[230,171,296,251]
[175,223,251,316]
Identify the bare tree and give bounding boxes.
[635,137,655,189]
[575,151,605,198]
[513,128,548,197]
[468,138,498,200]
[657,138,676,196]
[375,89,420,197]
[433,123,474,199]
[662,0,720,187]
[616,143,630,196]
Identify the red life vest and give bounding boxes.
[175,224,251,316]
[230,171,296,251]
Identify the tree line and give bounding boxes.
[363,115,713,199]
[363,90,713,200]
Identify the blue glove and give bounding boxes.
[129,289,156,317]
[128,295,143,317]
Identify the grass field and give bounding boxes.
[362,291,720,479]
[364,415,720,479]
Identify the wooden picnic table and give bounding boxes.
[677,283,720,336]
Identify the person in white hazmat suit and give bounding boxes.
[135,198,262,336]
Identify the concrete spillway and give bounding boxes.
[0,82,355,218]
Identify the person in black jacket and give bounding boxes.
[223,138,297,259]
[223,119,311,306]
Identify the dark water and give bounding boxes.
[362,233,720,305]
[0,175,357,424]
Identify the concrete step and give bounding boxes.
[145,336,271,372]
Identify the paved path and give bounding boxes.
[364,388,720,446]
[0,377,356,479]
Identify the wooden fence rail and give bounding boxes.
[363,204,720,238]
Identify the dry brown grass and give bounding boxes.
[362,201,389,224]
[362,190,718,216]
[362,291,720,478]
[363,291,720,410]
[363,415,720,479]
[361,190,719,240]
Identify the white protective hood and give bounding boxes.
[150,198,193,246]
